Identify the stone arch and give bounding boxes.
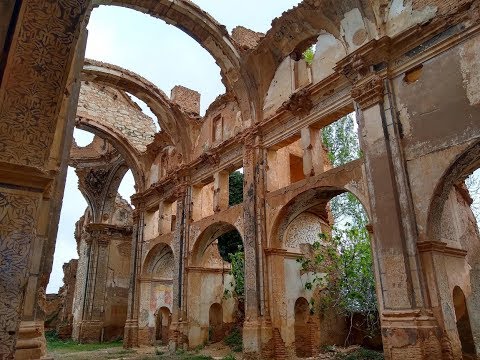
[191,221,243,266]
[426,140,480,242]
[83,1,254,123]
[247,0,375,109]
[155,306,172,345]
[76,119,145,191]
[143,243,174,278]
[270,185,371,249]
[81,60,189,157]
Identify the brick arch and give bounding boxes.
[191,221,243,266]
[426,139,480,242]
[85,0,255,124]
[269,185,371,249]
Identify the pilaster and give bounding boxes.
[352,70,443,358]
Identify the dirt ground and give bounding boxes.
[48,343,241,360]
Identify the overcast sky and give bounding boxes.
[47,0,302,293]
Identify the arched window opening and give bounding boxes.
[209,303,224,343]
[453,286,476,357]
[155,307,172,345]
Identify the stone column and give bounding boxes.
[213,170,229,212]
[158,200,173,235]
[169,185,189,350]
[300,126,325,177]
[124,207,144,348]
[10,6,89,359]
[77,226,113,343]
[353,74,442,359]
[242,131,270,356]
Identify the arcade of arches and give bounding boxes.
[1,1,480,359]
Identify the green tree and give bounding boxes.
[303,46,315,65]
[228,171,244,206]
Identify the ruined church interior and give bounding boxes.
[1,0,480,359]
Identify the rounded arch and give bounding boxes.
[245,0,377,113]
[270,185,371,249]
[143,242,174,278]
[191,221,243,266]
[81,59,190,157]
[426,140,480,242]
[76,118,145,191]
[83,1,254,123]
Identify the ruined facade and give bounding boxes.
[1,1,480,359]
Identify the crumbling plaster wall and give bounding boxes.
[394,35,480,239]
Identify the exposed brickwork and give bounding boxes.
[232,26,264,50]
[171,85,201,116]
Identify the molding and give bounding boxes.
[0,161,55,193]
[186,266,231,274]
[264,248,301,259]
[417,241,467,258]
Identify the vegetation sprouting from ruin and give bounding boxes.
[303,46,315,65]
[466,170,480,226]
[298,113,379,344]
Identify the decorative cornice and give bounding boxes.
[186,266,231,274]
[86,223,133,238]
[280,88,313,117]
[417,241,467,258]
[264,248,301,258]
[351,75,385,110]
[0,161,55,194]
[199,151,220,167]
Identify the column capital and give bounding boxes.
[351,74,385,110]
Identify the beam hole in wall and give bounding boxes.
[403,64,424,84]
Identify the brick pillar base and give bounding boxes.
[14,321,51,360]
[123,319,139,348]
[381,312,444,360]
[78,320,102,343]
[243,320,262,359]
